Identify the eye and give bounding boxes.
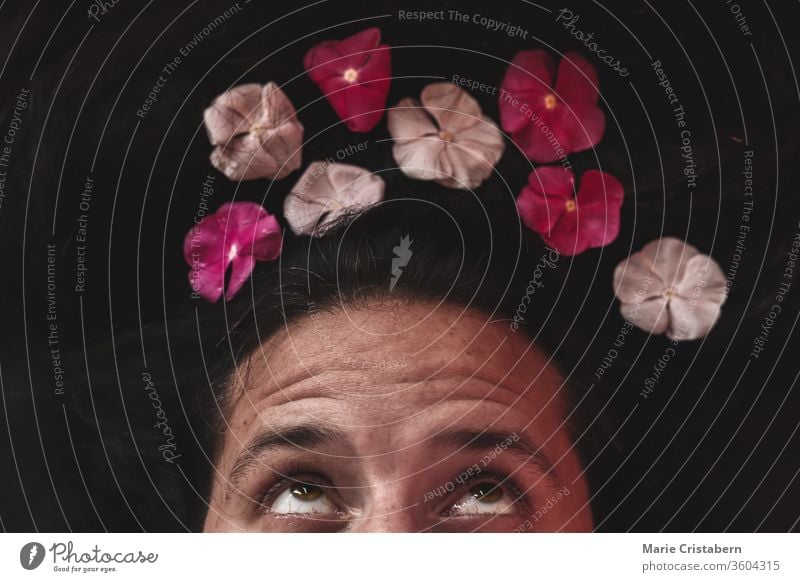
[268,481,339,515]
[448,482,516,516]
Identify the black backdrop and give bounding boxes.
[0,0,799,531]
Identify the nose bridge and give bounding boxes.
[348,503,423,532]
[347,479,425,532]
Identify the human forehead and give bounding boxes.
[231,301,565,410]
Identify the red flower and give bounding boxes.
[517,167,623,256]
[183,202,282,302]
[304,27,391,133]
[500,50,605,163]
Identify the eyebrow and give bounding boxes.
[225,426,562,494]
[431,430,563,487]
[227,424,345,492]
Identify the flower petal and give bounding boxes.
[304,28,391,132]
[574,170,624,209]
[613,255,664,304]
[510,108,573,163]
[203,84,263,145]
[499,50,555,134]
[559,101,606,152]
[673,253,728,307]
[554,51,599,104]
[387,98,438,140]
[284,162,385,235]
[501,50,605,162]
[188,259,225,303]
[303,28,381,81]
[621,297,670,335]
[667,297,723,341]
[438,118,504,188]
[572,170,624,249]
[420,82,482,133]
[638,237,700,291]
[614,238,726,340]
[184,202,282,301]
[326,163,386,208]
[517,186,564,235]
[225,254,256,301]
[392,137,448,182]
[527,166,575,198]
[247,214,283,261]
[210,129,301,182]
[205,83,303,181]
[390,84,502,189]
[542,211,592,256]
[574,204,621,250]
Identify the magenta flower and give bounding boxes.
[184,202,282,302]
[517,167,623,256]
[499,50,605,163]
[303,27,391,133]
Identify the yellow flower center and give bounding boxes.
[663,287,675,301]
[544,93,558,109]
[343,68,359,83]
[438,130,455,142]
[565,199,577,212]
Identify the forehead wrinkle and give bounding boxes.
[263,302,522,381]
[241,322,546,404]
[234,365,540,421]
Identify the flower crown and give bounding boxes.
[184,27,727,341]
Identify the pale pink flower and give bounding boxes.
[613,237,727,340]
[204,82,303,181]
[284,162,385,235]
[387,82,504,189]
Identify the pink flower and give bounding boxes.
[517,166,623,256]
[303,27,391,133]
[184,202,282,302]
[203,82,303,181]
[613,238,727,340]
[499,50,605,163]
[387,82,505,189]
[284,162,385,236]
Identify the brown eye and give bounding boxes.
[448,481,516,516]
[470,483,503,503]
[266,478,339,515]
[290,483,323,501]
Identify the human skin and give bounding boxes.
[203,301,593,532]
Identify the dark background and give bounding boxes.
[0,0,799,531]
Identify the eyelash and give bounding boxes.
[438,470,532,517]
[255,463,331,512]
[255,466,533,519]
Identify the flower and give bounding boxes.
[303,27,391,133]
[184,202,282,302]
[203,82,303,181]
[284,162,384,235]
[499,50,605,163]
[387,82,505,189]
[516,166,623,256]
[613,237,727,340]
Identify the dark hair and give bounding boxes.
[2,0,799,532]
